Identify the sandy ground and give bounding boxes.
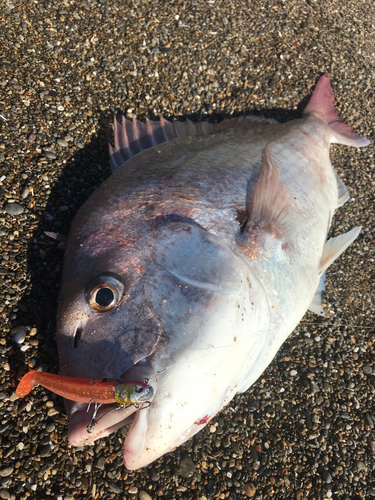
[0,0,374,499]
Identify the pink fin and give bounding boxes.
[304,73,370,148]
[109,115,276,171]
[246,147,295,236]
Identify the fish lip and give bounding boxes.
[67,401,139,446]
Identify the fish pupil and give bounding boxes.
[95,287,114,307]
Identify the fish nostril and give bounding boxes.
[73,327,83,349]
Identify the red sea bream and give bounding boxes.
[55,74,369,469]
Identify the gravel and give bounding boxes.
[0,0,374,499]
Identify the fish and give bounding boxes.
[55,73,369,470]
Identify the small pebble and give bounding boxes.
[21,186,30,199]
[96,457,106,470]
[245,483,257,497]
[108,481,121,494]
[150,469,160,481]
[139,491,152,500]
[323,471,332,484]
[129,486,138,494]
[4,202,24,215]
[39,445,51,458]
[356,460,366,470]
[44,151,57,159]
[0,467,13,477]
[178,457,195,478]
[12,327,26,344]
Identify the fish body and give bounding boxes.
[56,75,369,469]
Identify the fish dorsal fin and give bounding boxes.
[304,73,370,148]
[109,114,276,171]
[320,227,361,274]
[308,273,327,317]
[336,172,350,208]
[246,147,295,237]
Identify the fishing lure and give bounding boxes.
[15,370,154,405]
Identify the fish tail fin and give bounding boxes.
[304,73,370,148]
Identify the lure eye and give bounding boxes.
[88,275,124,313]
[134,385,144,394]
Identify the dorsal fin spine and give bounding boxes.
[109,115,276,170]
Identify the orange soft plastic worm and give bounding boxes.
[15,370,151,404]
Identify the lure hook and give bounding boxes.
[86,398,103,433]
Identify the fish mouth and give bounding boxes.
[67,400,142,445]
[66,358,156,457]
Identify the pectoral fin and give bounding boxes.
[244,146,296,238]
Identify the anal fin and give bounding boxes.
[309,273,327,317]
[320,227,361,274]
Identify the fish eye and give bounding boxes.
[134,385,144,394]
[95,287,114,307]
[88,275,124,313]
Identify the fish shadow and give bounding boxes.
[10,111,114,380]
[10,101,305,382]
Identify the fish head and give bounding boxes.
[57,214,268,468]
[56,210,164,381]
